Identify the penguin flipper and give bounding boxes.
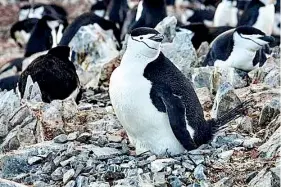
[155,84,197,151]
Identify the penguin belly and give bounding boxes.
[109,68,185,155]
[253,4,275,35]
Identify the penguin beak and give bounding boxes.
[258,36,275,43]
[149,34,164,42]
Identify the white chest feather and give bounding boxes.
[109,55,185,155]
[214,47,258,71]
[213,1,238,27]
[135,1,143,21]
[253,4,275,35]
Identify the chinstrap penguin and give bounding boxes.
[10,18,39,48]
[19,46,80,103]
[213,0,239,27]
[129,0,167,31]
[203,26,275,72]
[24,14,68,57]
[238,0,275,35]
[109,27,251,155]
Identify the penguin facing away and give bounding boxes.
[24,14,68,57]
[129,0,167,31]
[203,26,275,72]
[238,0,275,35]
[109,27,251,155]
[19,46,80,103]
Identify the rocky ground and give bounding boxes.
[0,2,280,187]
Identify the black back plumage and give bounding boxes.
[130,0,167,30]
[0,75,20,91]
[10,18,39,48]
[144,52,212,147]
[180,23,233,49]
[203,29,235,66]
[106,0,128,28]
[186,8,215,23]
[58,12,121,46]
[238,0,264,26]
[19,46,79,103]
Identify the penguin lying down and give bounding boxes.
[19,46,80,103]
[109,27,252,155]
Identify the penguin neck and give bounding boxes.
[121,45,161,72]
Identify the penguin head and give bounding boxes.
[234,26,275,51]
[128,27,164,58]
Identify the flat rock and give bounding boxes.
[63,169,75,184]
[53,134,68,144]
[151,158,177,173]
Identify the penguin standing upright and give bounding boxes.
[24,14,68,57]
[109,27,251,155]
[213,0,239,27]
[238,0,275,35]
[203,26,275,71]
[129,0,167,31]
[105,0,129,29]
[19,46,80,103]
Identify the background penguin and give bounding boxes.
[24,14,68,57]
[19,3,68,21]
[109,27,251,155]
[213,0,239,27]
[58,12,121,47]
[203,26,275,72]
[0,75,20,91]
[19,46,80,103]
[90,0,108,17]
[129,0,167,31]
[0,58,24,74]
[238,0,275,35]
[180,7,215,26]
[10,18,39,48]
[180,23,233,49]
[105,0,129,29]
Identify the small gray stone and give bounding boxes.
[89,181,110,187]
[218,150,234,161]
[248,168,280,187]
[65,180,76,187]
[214,177,233,187]
[77,133,92,142]
[27,156,43,165]
[259,98,280,126]
[63,169,75,184]
[168,176,183,187]
[243,138,262,149]
[151,158,177,173]
[51,167,63,181]
[53,134,68,144]
[76,176,89,187]
[153,172,166,186]
[182,160,195,171]
[60,156,76,167]
[189,154,205,165]
[193,164,207,180]
[237,116,253,133]
[67,132,79,141]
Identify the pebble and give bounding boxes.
[63,169,75,184]
[65,180,76,187]
[54,134,68,143]
[67,132,79,141]
[51,167,63,181]
[218,150,234,161]
[77,133,92,142]
[151,158,177,173]
[243,138,262,149]
[27,156,43,165]
[194,164,207,180]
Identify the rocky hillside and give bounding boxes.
[0,3,280,187]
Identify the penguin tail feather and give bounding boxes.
[209,99,254,134]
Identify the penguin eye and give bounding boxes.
[140,37,143,40]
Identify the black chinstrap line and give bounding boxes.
[131,37,158,50]
[239,33,264,47]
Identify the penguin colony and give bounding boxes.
[0,0,279,155]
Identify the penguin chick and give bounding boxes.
[203,26,275,71]
[109,27,251,155]
[24,14,68,57]
[19,46,80,103]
